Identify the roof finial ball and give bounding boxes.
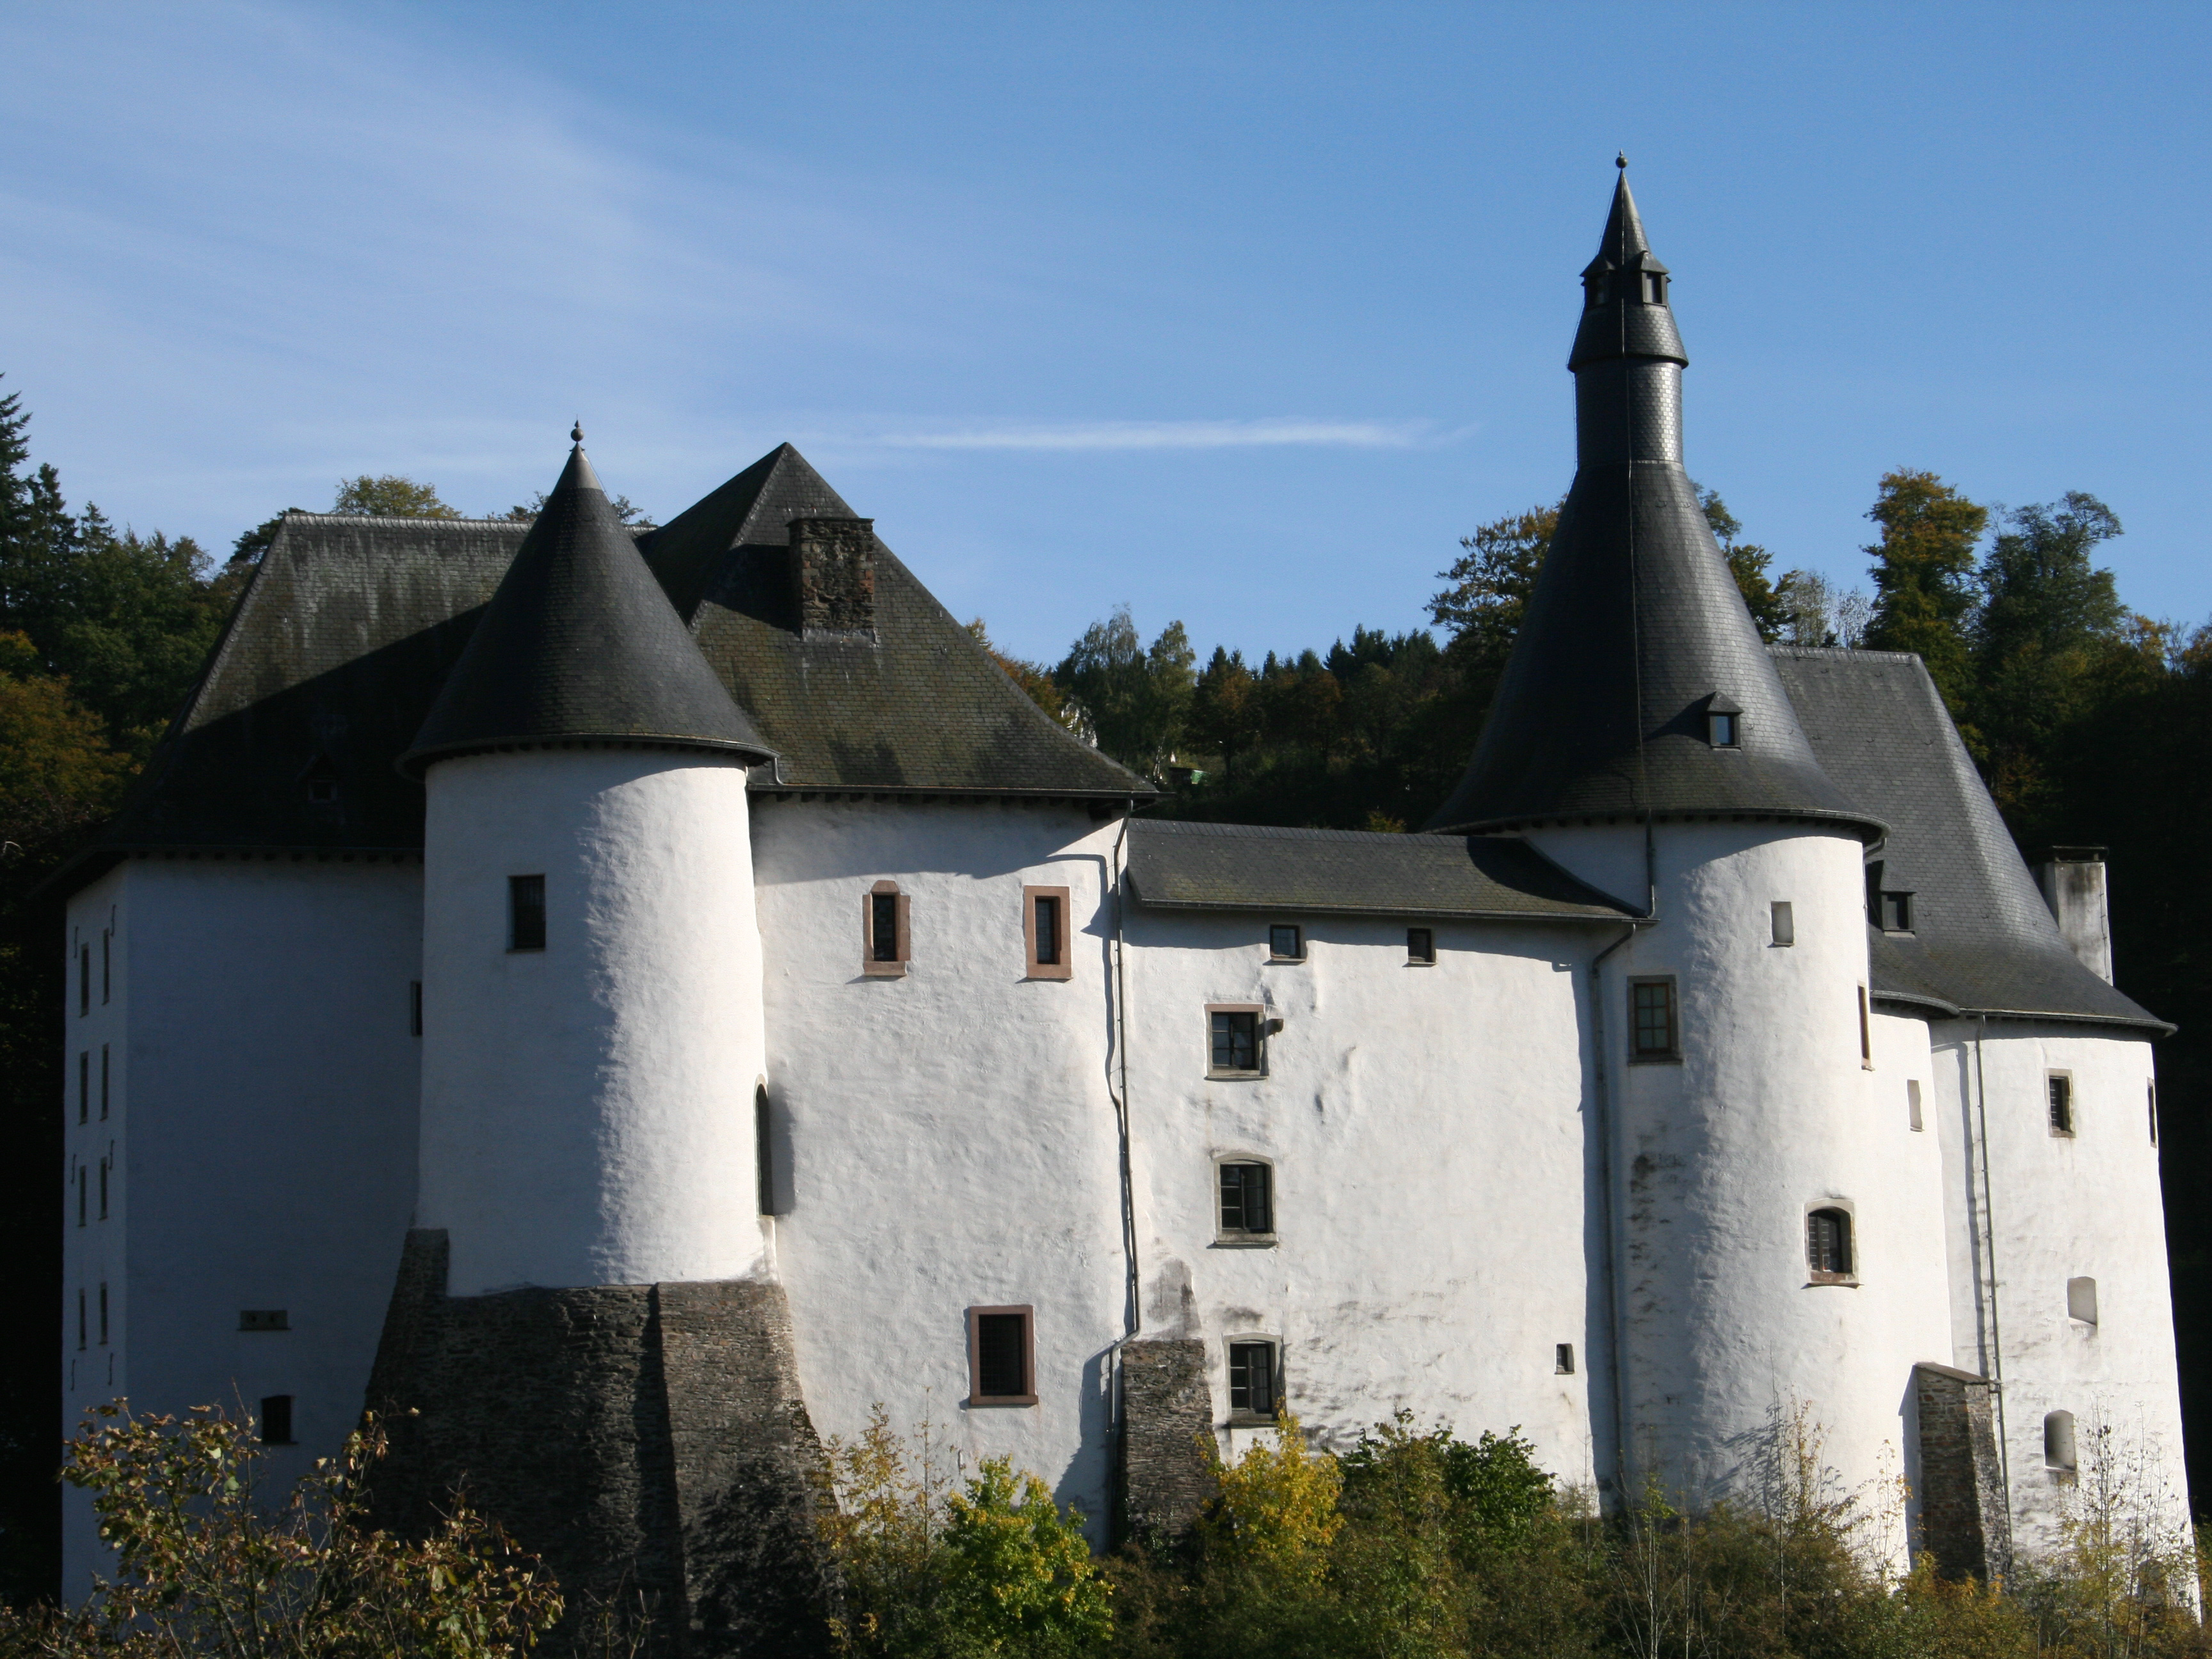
[1616,151,1628,171]
[571,421,584,448]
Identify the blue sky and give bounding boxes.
[3,3,2207,665]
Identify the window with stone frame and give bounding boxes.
[1628,977,1678,1061]
[863,881,911,977]
[1228,1340,1280,1420]
[967,1306,1036,1406]
[1023,885,1073,981]
[1217,1160,1274,1239]
[1208,1006,1264,1076]
[1806,1206,1854,1282]
[2048,1073,2075,1137]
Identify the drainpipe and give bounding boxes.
[1971,1016,2013,1546]
[1589,916,1650,1505]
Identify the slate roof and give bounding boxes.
[1125,819,1638,924]
[1774,647,2167,1034]
[1570,166,1687,373]
[1428,175,1876,842]
[643,444,1151,797]
[401,444,771,774]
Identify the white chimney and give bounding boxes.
[2035,847,2113,984]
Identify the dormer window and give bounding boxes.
[1643,271,1666,305]
[1704,696,1742,749]
[1587,271,1612,309]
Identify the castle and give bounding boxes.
[56,168,2186,1645]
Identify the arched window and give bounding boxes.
[2044,1410,2076,1473]
[1806,1206,1854,1279]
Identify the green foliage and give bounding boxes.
[1052,608,1194,781]
[0,632,134,847]
[0,1402,561,1658]
[503,492,652,528]
[966,620,1077,730]
[1699,485,1792,643]
[817,1407,1110,1658]
[1861,468,1989,710]
[331,476,460,519]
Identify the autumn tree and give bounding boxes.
[1861,469,1988,713]
[967,618,1077,730]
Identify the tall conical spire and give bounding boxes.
[1427,170,1875,839]
[401,435,774,774]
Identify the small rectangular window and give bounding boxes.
[1907,1079,1923,1133]
[1880,891,1914,933]
[2067,1276,2098,1325]
[1406,927,1435,965]
[967,1306,1035,1406]
[1858,986,1873,1068]
[1629,979,1678,1061]
[1708,711,1738,748]
[1268,924,1304,961]
[100,1045,109,1119]
[409,982,422,1038]
[2048,1073,2074,1137]
[260,1395,294,1446]
[1555,1343,1576,1375]
[101,929,111,1004]
[1023,885,1073,980]
[99,1157,108,1219]
[863,884,910,976]
[1770,901,1794,947]
[2044,1410,2076,1473]
[1228,1341,1279,1419]
[76,1164,86,1227]
[97,1282,108,1345]
[239,1310,291,1332]
[1209,1009,1262,1075]
[508,875,546,952]
[79,944,90,1016]
[1219,1162,1274,1236]
[1806,1206,1854,1279]
[78,1052,88,1124]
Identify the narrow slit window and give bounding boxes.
[80,943,90,1016]
[863,883,910,975]
[2149,1081,2159,1146]
[1210,1009,1262,1075]
[99,1157,108,1219]
[1407,927,1436,965]
[260,1395,294,1446]
[1907,1079,1923,1133]
[1555,1343,1576,1375]
[1629,979,1678,1061]
[77,1165,86,1227]
[78,1052,88,1124]
[755,1085,775,1217]
[97,1282,108,1345]
[2067,1276,2099,1325]
[1857,986,1873,1067]
[100,1045,109,1119]
[2048,1074,2075,1137]
[508,875,546,952]
[1806,1206,1854,1279]
[409,982,422,1038]
[77,1289,86,1351]
[1268,924,1304,961]
[968,1307,1035,1406]
[1023,886,1073,979]
[2044,1410,2076,1473]
[1228,1341,1279,1419]
[1219,1162,1274,1237]
[101,930,111,1004]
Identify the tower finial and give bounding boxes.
[571,421,584,447]
[1617,151,1627,170]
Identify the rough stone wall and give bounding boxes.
[1118,1340,1214,1544]
[365,1230,830,1657]
[789,518,876,636]
[1914,1363,2010,1582]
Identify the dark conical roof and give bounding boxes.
[401,441,773,775]
[1429,171,1877,840]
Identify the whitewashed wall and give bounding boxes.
[1928,1020,2184,1559]
[750,798,1128,1535]
[418,749,768,1295]
[61,856,423,1597]
[1119,904,1607,1487]
[1528,822,1952,1557]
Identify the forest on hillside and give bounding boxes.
[4,369,2211,1612]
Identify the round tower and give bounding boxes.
[1430,164,1953,1522]
[401,437,778,1295]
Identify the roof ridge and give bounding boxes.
[282,512,525,528]
[1767,644,1923,665]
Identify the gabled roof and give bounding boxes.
[401,443,771,774]
[1773,646,2167,1034]
[1126,819,1638,924]
[643,444,1151,797]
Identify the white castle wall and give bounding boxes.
[1119,905,1605,1485]
[1528,822,1952,1548]
[1928,1020,2184,1557]
[417,748,767,1296]
[61,856,423,1596]
[749,797,1129,1536]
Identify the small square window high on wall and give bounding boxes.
[862,882,910,977]
[508,875,546,952]
[966,1307,1035,1406]
[1023,886,1073,980]
[1268,924,1304,961]
[260,1395,294,1446]
[1406,927,1436,965]
[1628,979,1678,1061]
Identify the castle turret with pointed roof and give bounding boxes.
[1429,163,1875,840]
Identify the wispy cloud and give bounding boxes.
[874,418,1443,452]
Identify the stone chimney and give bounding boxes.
[789,516,877,637]
[2035,846,2113,983]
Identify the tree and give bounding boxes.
[0,632,134,849]
[1861,469,1987,713]
[966,620,1077,730]
[505,491,652,528]
[1187,647,1262,775]
[1052,608,1194,780]
[0,1402,563,1657]
[1698,486,1791,642]
[332,476,461,518]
